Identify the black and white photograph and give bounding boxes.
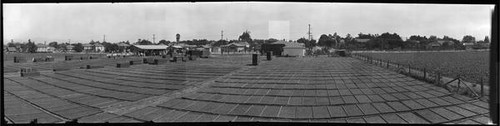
[2,1,497,125]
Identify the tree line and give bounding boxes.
[6,31,490,53]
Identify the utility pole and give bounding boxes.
[153,34,155,44]
[221,30,224,40]
[307,24,311,41]
[103,34,106,42]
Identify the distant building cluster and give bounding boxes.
[83,43,106,53]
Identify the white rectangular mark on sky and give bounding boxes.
[268,20,290,41]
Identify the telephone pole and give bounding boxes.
[307,24,312,41]
[221,30,224,40]
[153,34,155,44]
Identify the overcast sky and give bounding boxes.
[3,2,494,44]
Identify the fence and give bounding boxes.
[351,53,487,99]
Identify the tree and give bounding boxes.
[428,35,438,42]
[213,40,228,47]
[60,43,68,52]
[89,40,95,45]
[72,43,84,52]
[48,41,58,48]
[266,38,278,43]
[462,35,476,43]
[408,35,429,50]
[484,36,490,43]
[345,34,353,43]
[379,32,403,50]
[297,37,316,49]
[158,39,170,45]
[25,39,37,53]
[239,31,252,42]
[7,42,15,47]
[317,34,334,47]
[358,33,375,39]
[176,34,180,42]
[103,42,119,53]
[136,39,153,45]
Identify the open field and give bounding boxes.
[357,51,489,85]
[3,55,490,124]
[3,54,253,123]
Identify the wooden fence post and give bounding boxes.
[435,72,439,85]
[408,64,411,75]
[438,72,441,85]
[387,60,389,68]
[423,68,426,80]
[457,76,461,93]
[480,77,484,97]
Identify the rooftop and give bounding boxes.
[354,38,371,43]
[133,45,169,50]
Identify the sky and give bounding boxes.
[3,2,495,44]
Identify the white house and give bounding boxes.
[66,45,75,52]
[221,42,249,52]
[47,46,56,52]
[83,44,94,52]
[94,44,105,52]
[273,41,306,57]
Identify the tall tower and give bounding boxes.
[221,30,224,40]
[103,35,106,42]
[307,24,312,41]
[153,34,155,44]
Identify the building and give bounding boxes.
[6,47,18,52]
[437,40,451,45]
[83,43,107,53]
[130,45,169,56]
[94,44,105,52]
[476,41,490,49]
[354,38,371,43]
[261,40,305,56]
[211,46,221,53]
[221,42,249,53]
[463,43,475,50]
[66,45,75,52]
[36,44,51,53]
[282,43,306,57]
[117,43,130,53]
[426,42,441,50]
[198,45,212,52]
[274,41,306,56]
[47,46,56,52]
[83,44,94,52]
